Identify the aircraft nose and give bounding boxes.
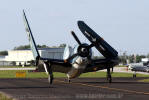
[75,57,83,64]
[75,57,87,65]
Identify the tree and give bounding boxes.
[136,55,146,63]
[14,45,30,50]
[14,44,50,50]
[147,53,149,58]
[37,45,49,48]
[59,44,66,48]
[0,51,8,56]
[13,44,68,50]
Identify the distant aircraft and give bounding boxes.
[130,63,149,77]
[23,10,119,84]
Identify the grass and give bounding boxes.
[0,66,35,68]
[80,72,149,78]
[115,65,128,67]
[0,70,65,78]
[0,70,149,78]
[138,79,149,82]
[0,93,13,100]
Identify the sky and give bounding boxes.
[0,0,149,56]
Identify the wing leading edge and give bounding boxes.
[23,10,71,67]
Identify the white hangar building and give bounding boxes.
[5,48,65,66]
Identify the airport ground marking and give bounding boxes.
[55,80,149,95]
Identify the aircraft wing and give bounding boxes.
[23,10,40,60]
[23,10,71,68]
[76,21,119,73]
[78,21,118,58]
[84,58,119,73]
[40,57,71,66]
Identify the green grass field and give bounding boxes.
[0,66,35,68]
[0,70,149,78]
[138,79,149,82]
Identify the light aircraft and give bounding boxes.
[23,11,119,84]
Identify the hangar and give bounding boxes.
[1,48,66,66]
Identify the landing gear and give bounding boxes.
[111,67,114,73]
[133,71,136,78]
[48,74,54,84]
[45,62,54,84]
[107,68,112,83]
[68,79,71,83]
[67,74,71,83]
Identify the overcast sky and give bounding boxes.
[0,0,149,55]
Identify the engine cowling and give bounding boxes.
[77,43,91,57]
[67,57,88,79]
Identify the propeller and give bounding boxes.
[67,20,118,62]
[66,31,93,62]
[71,31,81,45]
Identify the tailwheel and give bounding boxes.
[107,68,112,83]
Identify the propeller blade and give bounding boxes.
[71,31,81,45]
[78,21,118,58]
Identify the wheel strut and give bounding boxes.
[107,68,112,83]
[45,62,54,84]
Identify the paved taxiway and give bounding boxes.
[0,78,148,100]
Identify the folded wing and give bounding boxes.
[78,21,118,58]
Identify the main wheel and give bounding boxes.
[48,75,53,84]
[107,75,112,83]
[68,79,71,83]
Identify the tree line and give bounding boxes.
[13,44,66,50]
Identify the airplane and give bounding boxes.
[130,63,149,78]
[23,10,119,84]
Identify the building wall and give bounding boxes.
[3,48,65,66]
[40,48,64,59]
[5,50,34,62]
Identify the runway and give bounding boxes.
[0,78,149,100]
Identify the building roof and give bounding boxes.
[10,48,65,52]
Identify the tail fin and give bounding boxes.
[23,10,40,60]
